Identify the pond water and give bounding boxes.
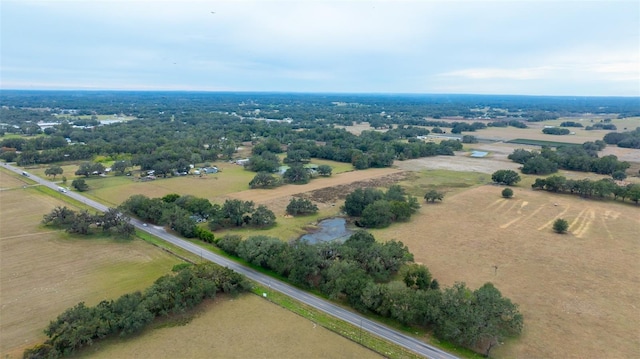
[299,217,353,244]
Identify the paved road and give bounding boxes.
[3,163,458,359]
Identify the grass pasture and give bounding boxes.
[0,179,182,358]
[73,295,383,359]
[0,167,31,189]
[82,161,255,206]
[369,183,640,358]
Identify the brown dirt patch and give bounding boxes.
[300,171,408,204]
[77,295,382,359]
[368,185,640,358]
[224,167,404,214]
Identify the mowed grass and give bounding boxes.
[0,184,182,358]
[83,162,255,206]
[369,182,640,359]
[398,169,490,197]
[72,295,384,359]
[23,158,356,208]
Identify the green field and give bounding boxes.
[0,169,182,357]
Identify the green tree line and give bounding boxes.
[42,207,135,238]
[215,230,523,356]
[532,175,640,203]
[23,263,250,359]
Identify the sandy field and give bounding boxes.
[369,185,640,358]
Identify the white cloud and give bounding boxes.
[440,67,558,81]
[2,1,639,95]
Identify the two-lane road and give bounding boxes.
[3,163,458,359]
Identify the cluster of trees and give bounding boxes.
[560,121,583,128]
[121,194,276,238]
[603,127,640,149]
[249,172,281,188]
[586,123,617,131]
[532,176,640,203]
[42,206,135,238]
[23,263,249,359]
[71,178,89,191]
[215,230,522,356]
[491,169,521,185]
[461,135,478,143]
[343,185,420,228]
[75,161,106,177]
[246,150,281,173]
[208,199,277,230]
[245,144,326,187]
[285,197,318,216]
[560,121,584,127]
[282,165,312,184]
[487,120,528,128]
[508,142,629,175]
[45,165,64,178]
[542,127,570,135]
[119,194,209,240]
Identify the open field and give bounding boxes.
[397,141,640,180]
[0,176,182,358]
[338,116,640,148]
[73,295,383,359]
[22,158,359,208]
[367,184,640,359]
[0,168,31,189]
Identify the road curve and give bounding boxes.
[3,163,459,359]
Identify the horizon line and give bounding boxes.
[1,88,638,99]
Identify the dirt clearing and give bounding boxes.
[225,167,404,214]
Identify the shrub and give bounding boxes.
[553,218,569,234]
[502,188,514,198]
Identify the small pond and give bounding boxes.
[299,217,353,244]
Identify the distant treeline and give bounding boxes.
[2,91,638,124]
[1,112,465,170]
[23,263,250,359]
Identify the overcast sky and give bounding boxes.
[1,0,638,96]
